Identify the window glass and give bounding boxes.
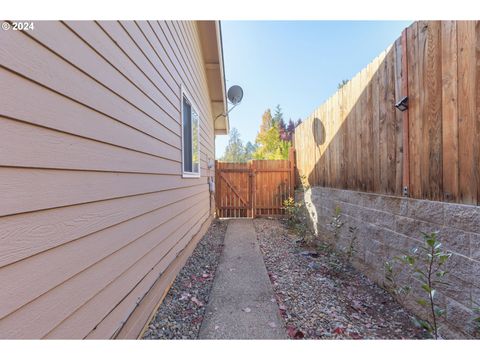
[182,93,200,176]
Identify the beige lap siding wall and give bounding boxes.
[0,21,225,339]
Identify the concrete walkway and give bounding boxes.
[199,219,286,339]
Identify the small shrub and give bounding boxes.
[384,261,411,303]
[384,232,451,339]
[329,205,344,242]
[344,225,358,263]
[282,196,308,239]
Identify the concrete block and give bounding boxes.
[375,195,409,216]
[437,226,471,258]
[357,207,396,230]
[406,198,445,225]
[440,275,472,308]
[382,231,413,256]
[471,233,480,261]
[444,203,480,234]
[449,254,480,287]
[446,298,475,335]
[395,216,439,240]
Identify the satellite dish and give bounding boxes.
[227,85,243,105]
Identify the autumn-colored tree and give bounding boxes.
[253,108,291,160]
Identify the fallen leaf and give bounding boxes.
[191,297,204,307]
[333,327,345,335]
[243,307,251,313]
[287,325,304,339]
[349,332,363,339]
[179,292,191,301]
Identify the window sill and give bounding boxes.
[182,172,201,179]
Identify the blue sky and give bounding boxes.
[216,20,412,158]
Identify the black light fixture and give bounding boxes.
[395,96,408,112]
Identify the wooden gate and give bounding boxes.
[215,149,296,218]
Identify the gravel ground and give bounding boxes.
[142,219,228,339]
[254,218,425,339]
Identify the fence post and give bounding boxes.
[215,161,220,218]
[289,147,296,196]
[401,29,410,197]
[250,160,256,218]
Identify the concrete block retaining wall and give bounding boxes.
[298,186,480,338]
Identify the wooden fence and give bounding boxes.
[294,20,480,205]
[215,149,295,218]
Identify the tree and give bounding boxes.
[254,109,291,160]
[259,108,273,133]
[272,104,284,127]
[337,79,349,89]
[221,127,246,162]
[283,118,296,141]
[244,141,257,161]
[273,105,287,140]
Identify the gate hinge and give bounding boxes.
[402,186,409,197]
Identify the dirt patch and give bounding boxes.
[254,218,425,339]
[142,219,228,339]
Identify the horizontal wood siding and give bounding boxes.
[294,20,480,206]
[0,21,216,338]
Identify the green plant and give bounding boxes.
[344,225,358,263]
[384,261,411,302]
[282,197,308,238]
[330,205,344,242]
[384,232,451,339]
[282,197,298,226]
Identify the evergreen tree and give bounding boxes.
[221,127,246,162]
[244,141,257,161]
[280,118,296,141]
[287,118,295,135]
[272,104,284,126]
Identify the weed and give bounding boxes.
[329,205,344,242]
[282,196,309,240]
[344,225,358,263]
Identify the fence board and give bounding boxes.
[441,21,459,203]
[457,21,477,205]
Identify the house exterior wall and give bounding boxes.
[0,21,218,339]
[299,186,480,338]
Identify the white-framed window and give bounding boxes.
[181,86,200,178]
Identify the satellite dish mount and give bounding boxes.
[215,85,244,120]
